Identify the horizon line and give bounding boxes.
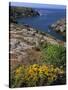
[9,2,66,9]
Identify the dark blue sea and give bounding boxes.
[17,8,66,41]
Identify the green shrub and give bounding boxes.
[41,43,66,68]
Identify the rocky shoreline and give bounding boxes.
[49,18,66,38]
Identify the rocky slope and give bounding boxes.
[10,23,65,69]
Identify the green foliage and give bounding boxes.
[10,65,26,87]
[41,43,66,68]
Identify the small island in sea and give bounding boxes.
[9,2,66,88]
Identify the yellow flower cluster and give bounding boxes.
[12,64,64,87]
[26,64,64,82]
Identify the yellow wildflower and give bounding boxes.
[32,64,39,68]
[28,69,34,76]
[15,66,22,75]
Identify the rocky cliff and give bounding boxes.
[9,6,40,23]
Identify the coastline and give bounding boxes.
[10,23,65,47]
[9,4,66,88]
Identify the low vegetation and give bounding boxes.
[40,43,66,68]
[10,43,66,88]
[10,64,65,87]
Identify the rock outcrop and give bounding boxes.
[49,18,66,38]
